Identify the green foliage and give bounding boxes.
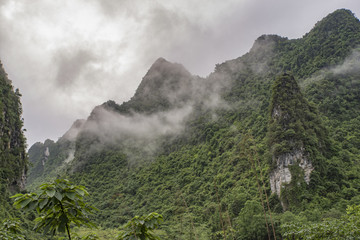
[73,233,100,240]
[274,9,360,78]
[72,227,120,240]
[117,212,163,240]
[12,179,96,239]
[234,200,268,240]
[0,219,26,240]
[282,205,360,239]
[268,73,328,163]
[26,138,77,191]
[0,61,27,209]
[25,9,360,239]
[0,60,28,225]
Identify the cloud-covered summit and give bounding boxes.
[130,57,195,112]
[0,0,359,146]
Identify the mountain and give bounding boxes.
[267,73,331,210]
[27,119,85,189]
[27,9,360,239]
[123,57,196,113]
[0,60,27,217]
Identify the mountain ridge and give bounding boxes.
[25,8,360,238]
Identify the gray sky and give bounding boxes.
[0,0,359,147]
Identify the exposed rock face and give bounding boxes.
[270,148,314,196]
[267,73,320,203]
[42,146,50,166]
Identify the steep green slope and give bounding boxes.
[267,73,332,210]
[274,9,360,78]
[0,61,27,218]
[121,57,198,114]
[27,9,360,239]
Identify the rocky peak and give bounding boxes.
[250,34,284,53]
[127,57,195,113]
[144,57,191,78]
[268,73,316,206]
[309,9,360,36]
[134,57,192,97]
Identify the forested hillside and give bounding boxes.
[26,9,360,239]
[0,61,27,218]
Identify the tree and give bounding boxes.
[11,179,97,240]
[234,200,268,240]
[281,204,360,239]
[0,219,26,240]
[117,212,163,240]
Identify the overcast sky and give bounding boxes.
[0,0,359,147]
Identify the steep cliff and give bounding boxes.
[114,57,200,114]
[26,9,360,237]
[267,73,329,208]
[0,60,27,219]
[0,61,27,191]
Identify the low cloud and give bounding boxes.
[76,59,231,148]
[331,48,360,75]
[0,0,359,147]
[85,105,194,143]
[72,103,195,163]
[301,48,360,88]
[62,57,234,161]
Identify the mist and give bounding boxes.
[84,105,194,143]
[332,48,360,75]
[58,56,238,162]
[301,47,360,88]
[1,1,359,146]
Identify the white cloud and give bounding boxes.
[0,0,359,146]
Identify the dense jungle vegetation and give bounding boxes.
[0,61,27,220]
[2,8,360,239]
